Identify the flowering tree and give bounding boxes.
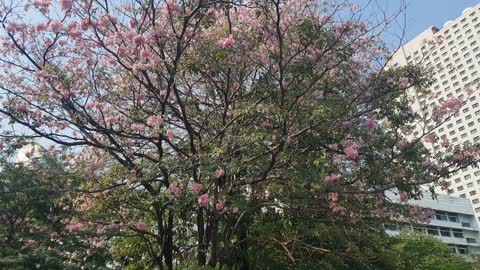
[0,0,478,268]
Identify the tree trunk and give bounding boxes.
[197,207,207,265]
[208,217,219,267]
[164,208,174,270]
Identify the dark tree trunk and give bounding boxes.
[197,207,207,265]
[164,208,174,270]
[208,217,219,267]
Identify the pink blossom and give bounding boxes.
[166,129,174,138]
[439,180,450,190]
[345,146,359,160]
[424,133,436,143]
[398,77,409,89]
[107,223,120,230]
[215,169,225,177]
[260,121,271,128]
[15,103,27,112]
[441,139,450,148]
[349,212,359,224]
[232,207,239,213]
[133,35,145,46]
[215,200,224,210]
[222,34,235,48]
[313,90,324,98]
[140,49,151,58]
[60,0,73,10]
[36,23,47,31]
[49,20,63,33]
[169,184,183,197]
[190,183,202,193]
[86,248,93,256]
[329,143,338,150]
[365,117,377,129]
[117,47,127,57]
[198,194,210,207]
[400,192,408,203]
[327,192,338,202]
[131,123,143,132]
[147,115,164,127]
[324,174,342,183]
[105,116,118,125]
[135,221,147,231]
[66,222,85,233]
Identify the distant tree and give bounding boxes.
[0,144,111,269]
[387,232,476,270]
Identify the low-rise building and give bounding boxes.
[386,192,480,257]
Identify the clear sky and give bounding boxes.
[402,0,479,39]
[351,0,480,48]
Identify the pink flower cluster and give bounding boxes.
[135,221,147,231]
[198,194,210,207]
[342,140,360,160]
[327,192,338,202]
[190,183,202,193]
[324,173,342,183]
[66,221,85,233]
[223,35,235,48]
[215,169,225,177]
[432,98,462,122]
[147,115,164,127]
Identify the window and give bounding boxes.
[448,213,459,222]
[467,182,474,187]
[473,198,479,204]
[435,211,448,221]
[427,226,439,235]
[455,178,461,183]
[465,175,472,180]
[467,238,477,243]
[452,229,464,238]
[458,186,464,191]
[470,190,477,196]
[457,245,468,254]
[476,207,480,213]
[440,227,451,237]
[460,193,467,198]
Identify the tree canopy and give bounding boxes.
[0,0,478,269]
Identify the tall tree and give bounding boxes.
[0,0,477,268]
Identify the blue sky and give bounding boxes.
[352,0,479,47]
[402,0,479,39]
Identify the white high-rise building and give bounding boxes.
[391,4,480,221]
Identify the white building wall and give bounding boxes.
[390,4,480,222]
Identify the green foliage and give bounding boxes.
[387,232,476,270]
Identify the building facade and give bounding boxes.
[386,192,480,256]
[390,4,480,221]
